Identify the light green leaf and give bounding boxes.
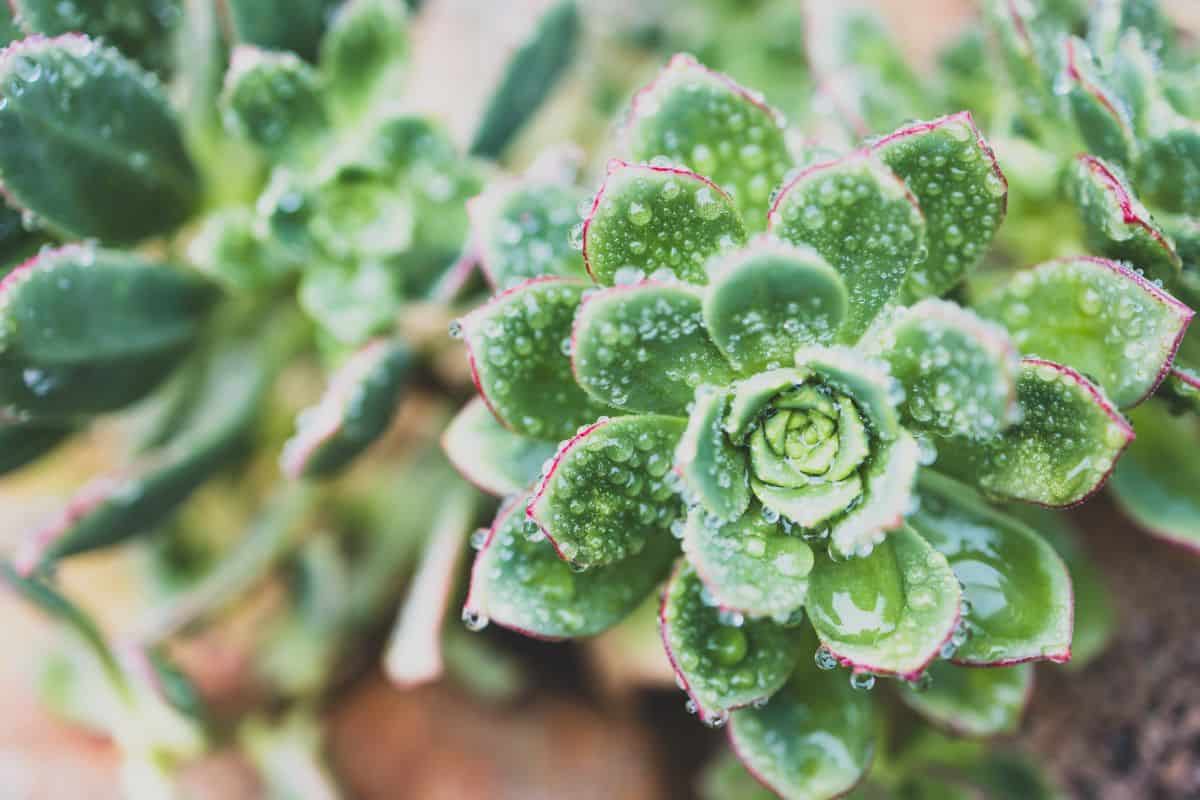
[222,46,327,157]
[1062,37,1136,168]
[469,179,587,290]
[528,415,685,568]
[319,0,408,119]
[583,160,746,286]
[1139,119,1200,217]
[769,152,925,341]
[899,662,1033,737]
[676,386,750,523]
[442,397,556,497]
[572,282,734,415]
[464,494,677,639]
[626,53,791,227]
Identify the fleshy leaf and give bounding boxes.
[464,494,677,639]
[460,277,614,441]
[469,179,588,290]
[806,526,961,679]
[1061,37,1136,168]
[0,246,215,416]
[626,53,791,227]
[1139,119,1200,217]
[911,472,1073,665]
[281,338,412,479]
[442,397,556,497]
[572,282,733,415]
[871,112,1008,300]
[227,0,339,62]
[297,259,404,346]
[660,561,802,724]
[222,46,327,156]
[702,239,847,373]
[865,299,1019,439]
[12,0,180,72]
[583,160,746,286]
[0,36,199,242]
[528,415,686,568]
[1066,154,1181,284]
[468,0,579,159]
[188,207,297,293]
[979,256,1192,408]
[15,342,269,574]
[0,417,73,475]
[728,629,874,800]
[682,502,813,620]
[937,359,1133,507]
[698,752,777,800]
[898,662,1033,737]
[769,152,925,341]
[676,386,750,522]
[1109,402,1200,552]
[319,0,408,119]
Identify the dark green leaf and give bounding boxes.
[1061,37,1136,168]
[13,0,182,72]
[442,397,556,497]
[227,0,339,62]
[0,416,74,475]
[898,662,1033,737]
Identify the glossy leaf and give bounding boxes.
[1109,402,1200,552]
[227,0,339,62]
[872,112,1008,301]
[12,0,181,72]
[222,46,326,156]
[769,152,925,341]
[1061,37,1136,168]
[899,662,1033,737]
[683,503,813,620]
[728,632,874,800]
[0,417,73,475]
[626,53,791,227]
[676,387,750,523]
[979,256,1192,408]
[583,160,746,286]
[1066,155,1181,284]
[528,415,685,568]
[698,752,776,800]
[460,277,613,441]
[469,179,587,290]
[807,527,961,679]
[702,239,847,373]
[319,0,408,119]
[661,562,802,723]
[912,472,1073,665]
[939,359,1134,507]
[0,246,215,416]
[442,397,556,497]
[281,338,412,479]
[469,0,579,159]
[14,343,269,574]
[572,282,733,415]
[866,299,1019,440]
[464,495,676,639]
[0,36,199,242]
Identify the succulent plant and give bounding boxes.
[448,55,1129,798]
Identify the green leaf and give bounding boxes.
[1061,37,1136,168]
[528,414,685,568]
[442,397,556,497]
[464,494,676,639]
[14,341,269,573]
[281,338,412,479]
[0,246,215,416]
[222,46,327,156]
[469,179,587,290]
[676,387,750,523]
[807,527,961,679]
[898,662,1033,737]
[13,0,181,72]
[460,277,615,441]
[626,53,791,227]
[911,472,1073,665]
[227,0,339,62]
[682,502,813,620]
[698,751,777,800]
[979,256,1193,408]
[937,359,1134,507]
[728,630,874,800]
[319,0,408,120]
[1066,154,1181,284]
[769,153,924,342]
[469,0,579,159]
[1139,121,1200,217]
[187,207,297,293]
[583,160,746,286]
[1109,402,1200,552]
[866,299,1019,440]
[0,416,73,475]
[572,282,733,415]
[872,112,1008,301]
[297,259,402,346]
[702,239,847,373]
[660,562,801,724]
[0,36,199,242]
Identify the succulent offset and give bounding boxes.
[448,55,1130,798]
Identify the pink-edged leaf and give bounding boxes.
[675,386,751,523]
[441,397,556,497]
[1061,37,1136,168]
